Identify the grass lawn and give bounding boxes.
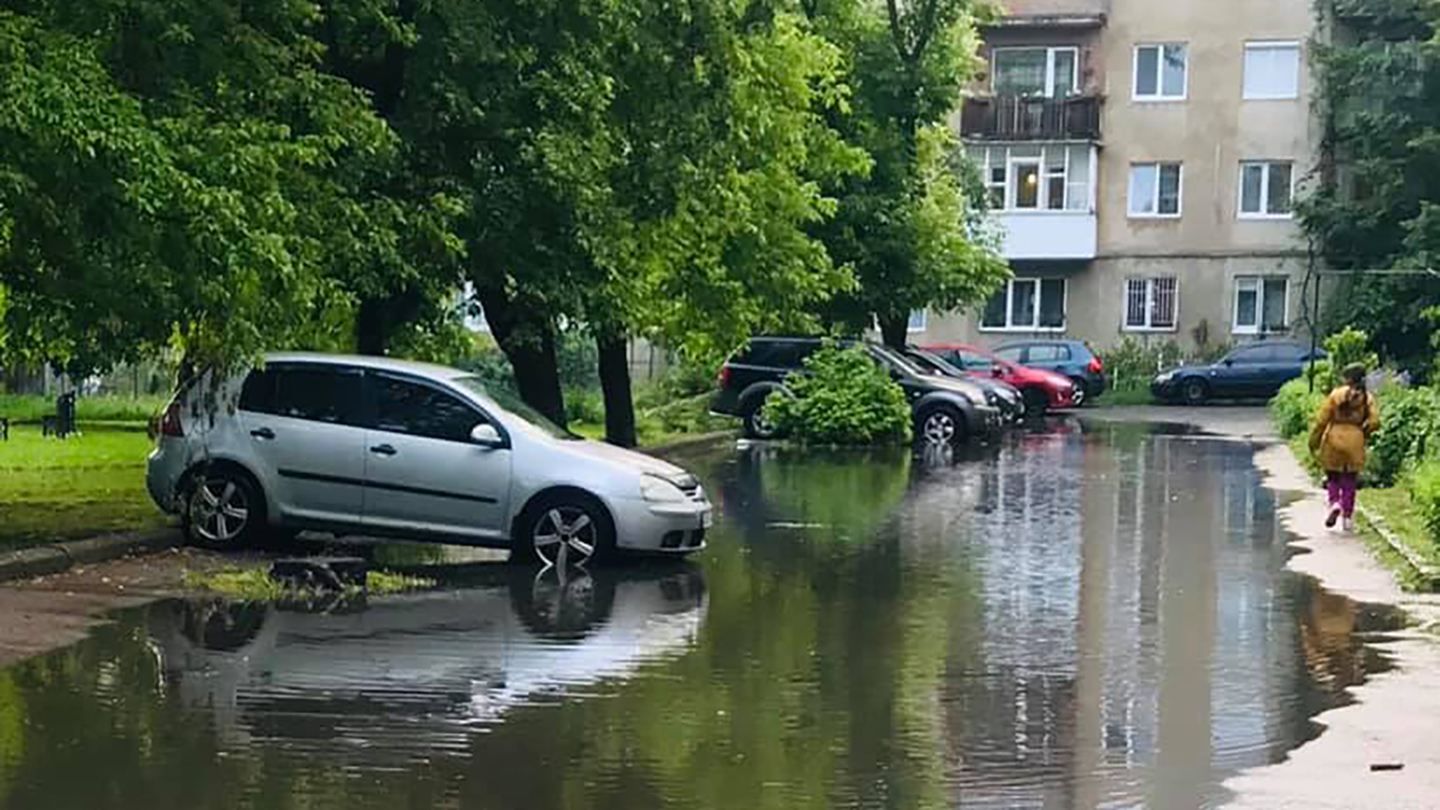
[571,392,734,447]
[0,394,166,424]
[0,425,167,551]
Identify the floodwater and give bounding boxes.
[0,422,1401,809]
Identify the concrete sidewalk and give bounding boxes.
[1222,443,1440,809]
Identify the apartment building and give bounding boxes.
[914,0,1317,353]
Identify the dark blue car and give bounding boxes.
[1151,341,1324,404]
[993,339,1107,405]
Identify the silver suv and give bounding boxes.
[146,354,713,564]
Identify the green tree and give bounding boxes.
[805,0,1008,348]
[1303,0,1440,371]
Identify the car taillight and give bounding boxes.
[158,401,185,438]
[717,365,731,387]
[1088,357,1103,374]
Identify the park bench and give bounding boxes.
[41,392,77,439]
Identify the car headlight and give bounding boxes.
[1155,370,1175,383]
[640,474,688,503]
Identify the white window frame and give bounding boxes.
[1133,43,1188,102]
[907,309,928,333]
[991,46,1081,98]
[1232,276,1290,335]
[1128,162,1184,219]
[1237,160,1295,219]
[1242,41,1301,101]
[979,278,1068,332]
[1122,277,1180,332]
[974,145,1092,214]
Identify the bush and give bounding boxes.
[1412,460,1440,546]
[1100,337,1184,392]
[1367,385,1440,486]
[764,344,911,445]
[1271,378,1325,440]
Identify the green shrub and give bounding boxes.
[1271,378,1325,440]
[764,344,911,446]
[1100,337,1184,392]
[1367,385,1440,486]
[563,387,605,425]
[1411,460,1440,546]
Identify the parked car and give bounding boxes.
[920,343,1077,414]
[710,337,1002,444]
[1150,341,1324,404]
[902,346,1025,423]
[146,353,713,564]
[993,339,1107,405]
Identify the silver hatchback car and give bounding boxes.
[146,353,713,564]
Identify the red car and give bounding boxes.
[920,343,1077,413]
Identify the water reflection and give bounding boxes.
[0,425,1394,810]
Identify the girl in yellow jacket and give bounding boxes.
[1309,363,1381,531]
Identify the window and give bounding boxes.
[1134,44,1187,100]
[1239,161,1294,217]
[1128,163,1183,217]
[994,346,1024,363]
[374,375,486,442]
[969,144,1092,213]
[1026,344,1071,362]
[907,309,928,332]
[1123,277,1179,330]
[1243,42,1300,100]
[993,47,1079,98]
[981,278,1066,330]
[1233,276,1289,334]
[1226,345,1274,365]
[250,366,364,425]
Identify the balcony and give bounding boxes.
[960,95,1101,141]
[994,212,1097,260]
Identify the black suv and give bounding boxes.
[711,337,1001,444]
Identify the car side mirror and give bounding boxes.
[470,423,504,447]
[1223,359,1234,367]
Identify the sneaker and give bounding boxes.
[1325,507,1341,529]
[1343,516,1355,532]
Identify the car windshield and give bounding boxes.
[869,344,926,376]
[453,376,581,441]
[908,349,962,377]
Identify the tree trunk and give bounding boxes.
[355,298,388,356]
[879,314,909,350]
[597,333,637,448]
[473,283,568,427]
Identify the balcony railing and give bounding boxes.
[960,95,1101,141]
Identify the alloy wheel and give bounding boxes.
[531,506,600,568]
[922,410,957,445]
[190,478,250,544]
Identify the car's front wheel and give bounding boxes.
[183,468,265,550]
[917,404,967,447]
[1182,378,1210,405]
[520,492,616,568]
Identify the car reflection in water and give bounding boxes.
[146,563,708,759]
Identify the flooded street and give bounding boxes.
[0,422,1396,809]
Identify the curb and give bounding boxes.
[1357,504,1440,590]
[0,529,181,584]
[644,431,736,455]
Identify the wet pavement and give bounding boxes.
[0,421,1403,809]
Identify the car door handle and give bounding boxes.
[250,427,275,440]
[369,444,398,456]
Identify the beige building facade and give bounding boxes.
[915,0,1319,355]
